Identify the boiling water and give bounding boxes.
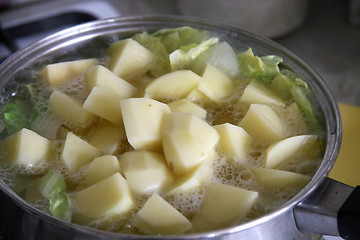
[0,43,324,235]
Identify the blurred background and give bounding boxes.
[0,1,359,239]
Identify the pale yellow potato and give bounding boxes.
[197,64,233,101]
[214,123,252,162]
[265,135,318,168]
[49,90,96,126]
[186,88,209,103]
[193,182,258,231]
[108,38,155,78]
[85,65,138,98]
[133,193,192,235]
[239,104,286,142]
[4,128,51,166]
[166,151,215,195]
[61,132,102,173]
[251,167,311,187]
[83,86,123,125]
[120,98,171,150]
[85,122,124,154]
[119,150,174,194]
[167,99,207,119]
[145,70,202,99]
[74,173,134,219]
[43,58,96,86]
[239,80,285,106]
[162,112,219,175]
[80,155,120,188]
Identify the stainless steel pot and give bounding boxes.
[0,15,359,240]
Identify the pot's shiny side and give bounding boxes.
[0,16,341,240]
[0,188,320,240]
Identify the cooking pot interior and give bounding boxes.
[0,15,341,239]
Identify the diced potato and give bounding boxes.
[119,150,174,194]
[108,38,155,78]
[4,128,51,166]
[85,65,138,98]
[145,70,201,100]
[239,104,286,142]
[43,58,96,86]
[166,151,215,195]
[80,155,120,188]
[62,132,102,173]
[120,98,171,150]
[186,88,209,103]
[197,64,233,101]
[162,112,219,175]
[214,123,252,162]
[83,86,123,125]
[74,173,134,219]
[251,167,311,187]
[265,135,318,168]
[168,99,207,119]
[192,182,258,231]
[133,193,192,235]
[49,90,96,126]
[239,80,285,106]
[85,122,124,154]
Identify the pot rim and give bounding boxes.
[0,14,342,239]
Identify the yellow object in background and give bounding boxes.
[329,103,360,187]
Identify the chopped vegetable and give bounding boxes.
[0,99,36,135]
[238,48,282,81]
[38,169,71,221]
[271,70,320,128]
[170,37,219,71]
[0,26,325,235]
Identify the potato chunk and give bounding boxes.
[108,38,155,78]
[168,99,207,119]
[62,132,102,173]
[4,128,51,166]
[214,123,251,162]
[120,98,171,150]
[251,167,311,187]
[239,80,285,106]
[265,135,318,168]
[186,88,209,103]
[43,58,96,86]
[197,64,233,101]
[120,150,174,194]
[145,70,201,100]
[83,86,123,125]
[166,151,215,195]
[74,173,134,219]
[80,155,120,188]
[239,104,286,142]
[133,193,192,235]
[85,65,138,98]
[85,122,124,154]
[49,90,96,126]
[162,112,219,175]
[192,182,258,232]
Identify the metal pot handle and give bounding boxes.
[294,177,360,239]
